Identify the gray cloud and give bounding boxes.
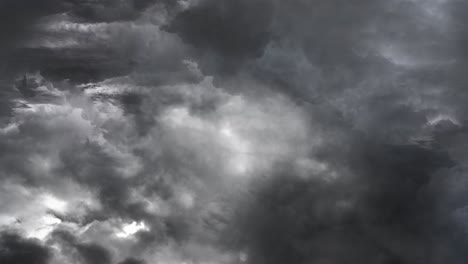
[0,231,51,264]
[166,0,274,74]
[66,0,162,22]
[118,257,146,264]
[0,0,468,264]
[208,141,456,264]
[50,229,112,264]
[0,0,63,52]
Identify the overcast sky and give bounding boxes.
[0,0,468,263]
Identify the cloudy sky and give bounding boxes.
[1,0,468,263]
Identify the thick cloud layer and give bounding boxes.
[0,231,51,264]
[0,0,468,264]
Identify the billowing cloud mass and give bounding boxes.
[0,0,468,263]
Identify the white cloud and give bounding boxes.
[115,221,148,239]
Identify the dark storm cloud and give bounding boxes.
[118,257,146,264]
[0,0,63,52]
[166,0,274,74]
[0,0,161,47]
[0,231,51,264]
[166,0,456,121]
[67,0,154,22]
[58,141,152,222]
[9,48,136,83]
[215,142,456,264]
[51,229,112,264]
[1,0,180,84]
[165,0,385,76]
[66,0,175,22]
[434,1,468,122]
[1,0,468,264]
[253,0,453,108]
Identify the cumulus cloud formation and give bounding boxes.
[0,0,467,263]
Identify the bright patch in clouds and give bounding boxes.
[116,221,148,238]
[42,194,68,213]
[426,113,460,126]
[220,123,251,174]
[27,215,62,240]
[161,91,311,177]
